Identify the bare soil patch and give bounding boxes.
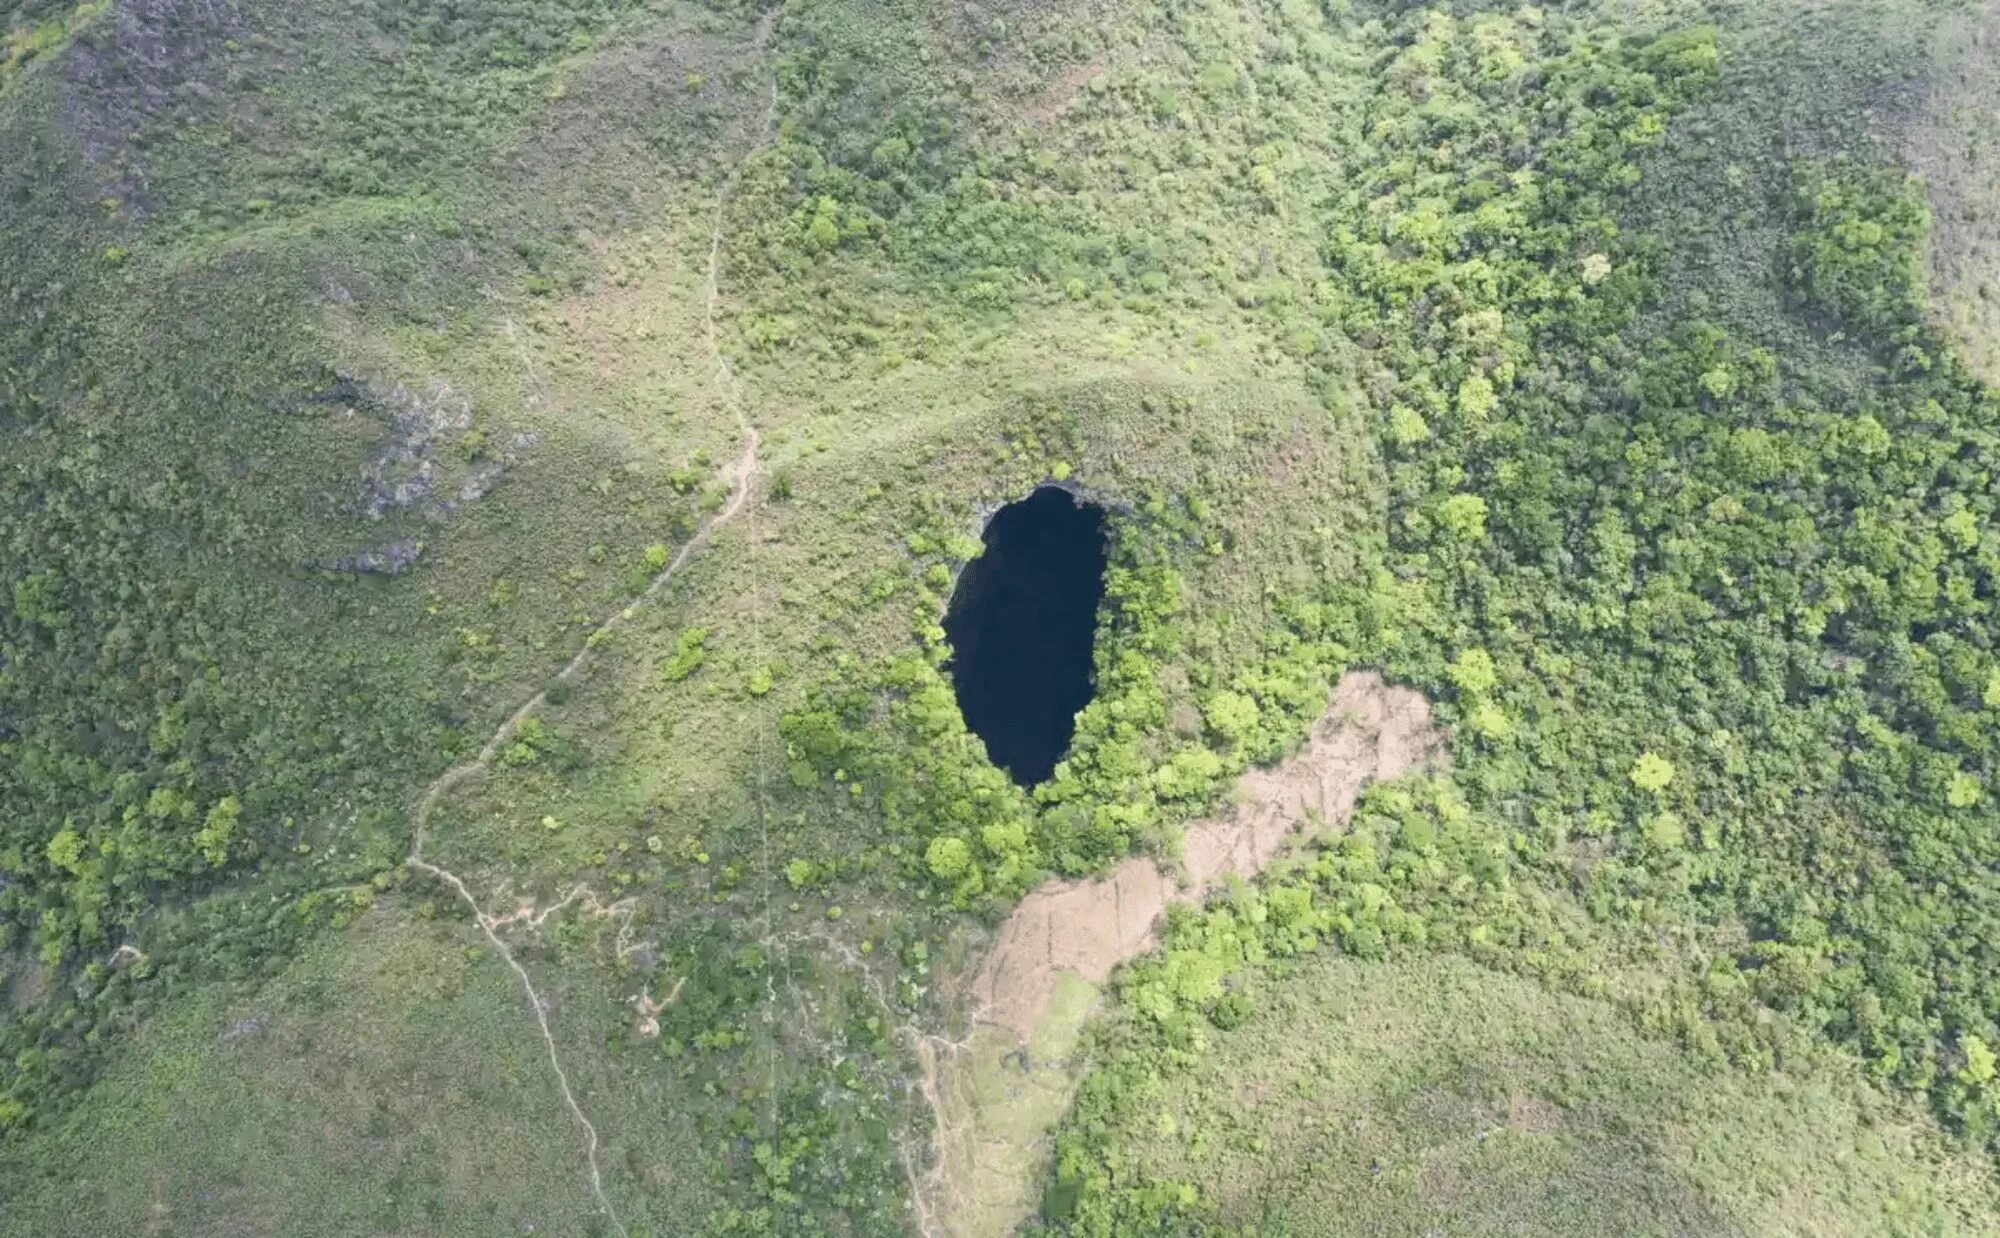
[931,670,1443,1234]
[970,670,1442,1044]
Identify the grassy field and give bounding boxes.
[1055,952,1999,1236]
[1,905,652,1236]
[4,0,2000,1233]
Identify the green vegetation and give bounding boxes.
[1047,950,1997,1233]
[1043,772,2000,1231]
[1,3,97,91]
[1328,28,2000,1149]
[4,0,2000,1232]
[1035,1,2000,1229]
[1789,160,1936,337]
[1,907,669,1233]
[0,0,766,1190]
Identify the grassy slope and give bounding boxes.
[6,0,1385,1229]
[1090,952,1996,1236]
[5,0,2000,1234]
[1,905,643,1236]
[1892,4,2000,384]
[1042,0,2000,1232]
[0,0,813,1228]
[0,0,759,978]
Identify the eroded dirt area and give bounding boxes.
[927,670,1443,1235]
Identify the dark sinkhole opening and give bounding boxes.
[944,486,1109,787]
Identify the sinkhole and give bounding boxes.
[943,486,1109,787]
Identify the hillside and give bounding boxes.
[3,1,2000,1235]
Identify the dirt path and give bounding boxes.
[924,671,1444,1236]
[712,1,787,1150]
[400,10,785,1236]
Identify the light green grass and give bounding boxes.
[1,903,673,1236]
[1068,952,1998,1236]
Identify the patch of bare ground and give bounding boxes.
[973,670,1441,1044]
[1011,57,1105,127]
[1508,1093,1562,1135]
[58,0,240,214]
[924,670,1444,1236]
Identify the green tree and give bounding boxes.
[195,796,242,867]
[1203,691,1260,745]
[925,836,973,881]
[1630,753,1675,793]
[1436,493,1489,542]
[1447,649,1497,696]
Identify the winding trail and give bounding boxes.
[706,0,788,1152]
[402,11,785,1235]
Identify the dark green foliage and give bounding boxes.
[0,0,712,1141]
[1788,160,1934,337]
[1040,4,2000,1222]
[1242,3,2000,1151]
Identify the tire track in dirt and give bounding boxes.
[922,671,1445,1236]
[400,10,786,1235]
